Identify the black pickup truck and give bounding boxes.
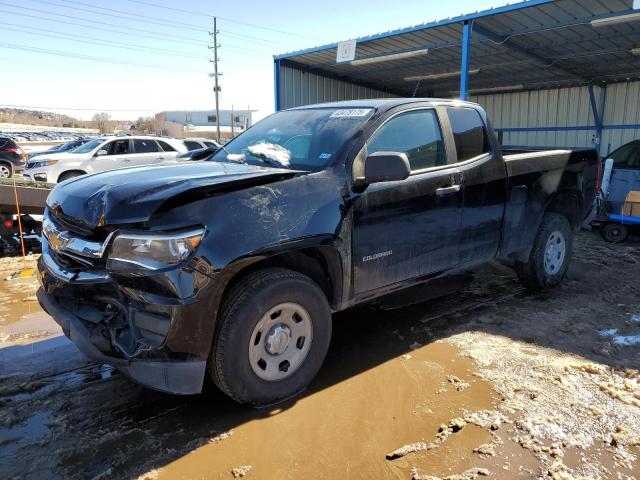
[37,99,599,406]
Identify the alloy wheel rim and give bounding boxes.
[543,230,566,276]
[248,302,313,381]
[0,166,10,178]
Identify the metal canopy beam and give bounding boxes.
[471,23,590,82]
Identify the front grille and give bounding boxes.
[50,209,96,238]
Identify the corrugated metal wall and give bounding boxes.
[600,81,640,155]
[472,81,640,155]
[277,64,640,156]
[471,86,598,150]
[277,63,393,110]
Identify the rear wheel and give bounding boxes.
[209,268,332,406]
[600,223,628,243]
[515,213,573,290]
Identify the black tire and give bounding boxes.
[600,223,628,243]
[58,171,85,182]
[0,162,12,179]
[515,213,573,290]
[209,268,332,407]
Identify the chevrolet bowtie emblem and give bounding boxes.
[43,221,70,253]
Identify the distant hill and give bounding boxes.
[0,108,88,129]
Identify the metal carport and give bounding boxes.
[273,0,640,154]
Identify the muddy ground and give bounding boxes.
[0,230,638,480]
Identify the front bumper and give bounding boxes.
[37,246,215,395]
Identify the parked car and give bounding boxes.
[0,136,25,178]
[23,136,187,183]
[37,99,599,406]
[28,139,90,159]
[183,138,220,151]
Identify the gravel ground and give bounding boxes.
[0,230,638,479]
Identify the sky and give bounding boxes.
[0,0,504,122]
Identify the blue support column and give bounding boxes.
[459,20,473,100]
[588,84,607,154]
[273,59,281,112]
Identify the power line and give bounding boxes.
[1,2,209,47]
[0,103,158,112]
[2,7,207,48]
[28,0,210,33]
[0,42,206,72]
[29,0,303,48]
[125,0,322,41]
[0,24,208,60]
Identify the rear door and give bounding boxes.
[445,107,508,265]
[131,139,166,166]
[608,143,640,212]
[352,107,464,294]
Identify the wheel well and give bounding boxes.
[58,170,87,181]
[0,161,13,172]
[221,247,342,310]
[546,190,581,229]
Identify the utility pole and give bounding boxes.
[231,104,235,137]
[208,17,222,142]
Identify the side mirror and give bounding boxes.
[95,149,108,156]
[363,151,411,184]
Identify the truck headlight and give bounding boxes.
[107,228,205,271]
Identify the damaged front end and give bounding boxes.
[37,208,215,394]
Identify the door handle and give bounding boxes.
[122,158,131,162]
[436,184,461,196]
[158,156,166,160]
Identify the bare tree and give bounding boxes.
[92,112,112,133]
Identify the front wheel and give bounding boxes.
[0,163,12,178]
[209,268,332,406]
[515,213,573,290]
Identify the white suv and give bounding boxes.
[23,136,187,183]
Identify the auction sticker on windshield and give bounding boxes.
[329,109,372,118]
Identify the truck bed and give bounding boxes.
[0,178,52,215]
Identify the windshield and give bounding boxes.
[211,108,374,170]
[71,138,104,154]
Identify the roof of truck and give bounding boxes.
[289,98,479,111]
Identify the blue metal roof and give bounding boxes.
[275,0,640,98]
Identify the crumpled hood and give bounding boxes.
[46,161,298,227]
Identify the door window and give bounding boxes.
[367,109,446,171]
[133,139,160,153]
[184,140,202,151]
[157,140,177,152]
[610,144,640,169]
[447,107,490,161]
[105,139,130,155]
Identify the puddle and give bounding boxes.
[155,342,498,479]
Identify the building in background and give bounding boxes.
[154,109,255,140]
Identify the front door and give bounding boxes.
[92,138,132,173]
[352,108,464,294]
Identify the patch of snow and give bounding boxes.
[630,314,640,323]
[247,143,291,166]
[612,335,640,346]
[597,329,618,338]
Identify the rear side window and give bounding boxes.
[204,141,218,148]
[184,140,202,151]
[610,144,640,169]
[133,139,159,153]
[447,107,490,161]
[157,140,176,152]
[367,109,446,172]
